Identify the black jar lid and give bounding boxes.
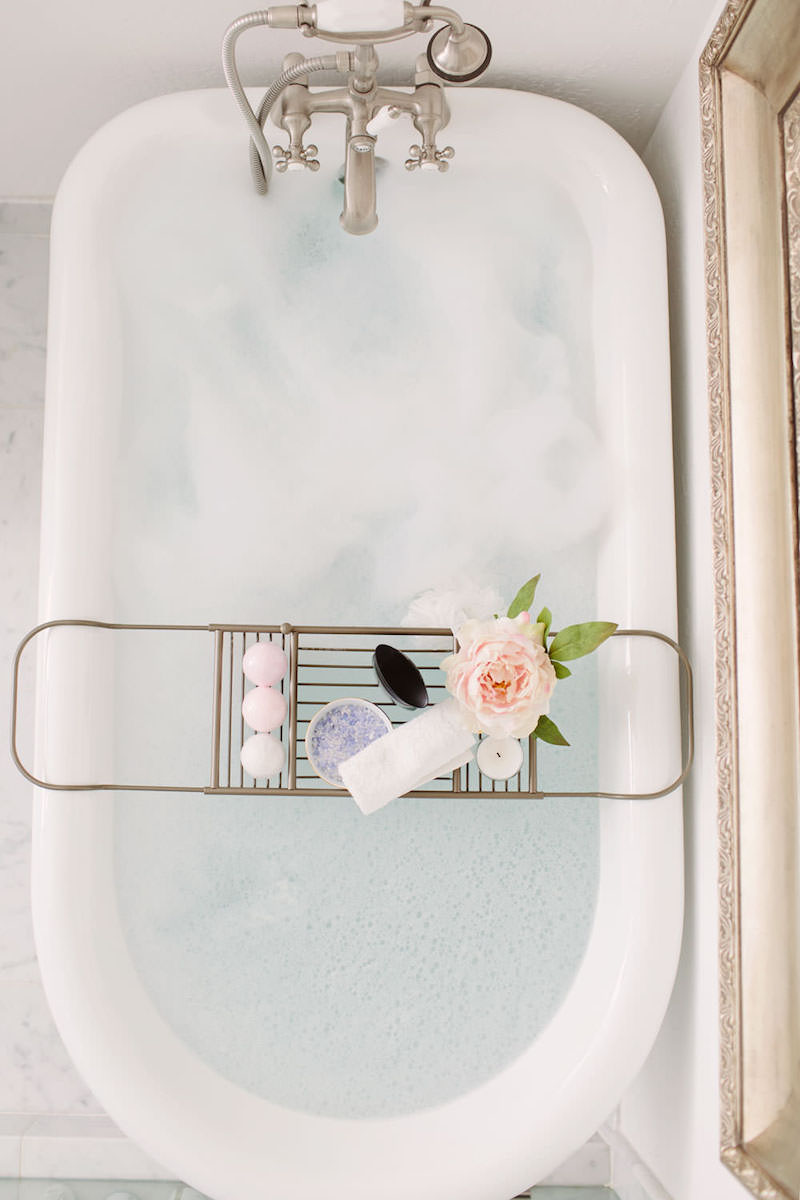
[373,643,429,710]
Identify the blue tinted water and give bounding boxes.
[111,147,604,1117]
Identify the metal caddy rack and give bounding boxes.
[11,620,694,800]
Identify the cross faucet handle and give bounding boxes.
[272,143,321,172]
[405,143,454,172]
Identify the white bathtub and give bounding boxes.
[33,87,683,1200]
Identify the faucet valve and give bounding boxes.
[405,142,454,172]
[272,142,321,172]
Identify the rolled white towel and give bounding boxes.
[339,698,476,815]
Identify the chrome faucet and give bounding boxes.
[222,3,491,235]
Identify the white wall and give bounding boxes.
[616,8,749,1198]
[1,0,734,197]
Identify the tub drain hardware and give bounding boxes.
[11,619,694,801]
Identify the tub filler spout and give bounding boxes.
[341,132,378,235]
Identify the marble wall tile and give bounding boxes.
[1,406,43,985]
[19,1120,171,1181]
[531,1191,619,1199]
[18,1122,116,1142]
[0,218,48,409]
[601,1125,667,1200]
[0,1115,31,1178]
[0,1117,176,1184]
[0,205,106,1128]
[16,1183,189,1200]
[539,1138,611,1186]
[0,205,52,237]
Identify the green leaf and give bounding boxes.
[534,714,570,746]
[507,574,540,619]
[549,621,618,662]
[552,660,571,679]
[536,606,552,641]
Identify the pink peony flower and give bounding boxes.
[441,615,557,739]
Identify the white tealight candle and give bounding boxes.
[476,736,524,781]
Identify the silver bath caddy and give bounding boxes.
[11,620,693,800]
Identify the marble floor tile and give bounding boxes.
[0,984,102,1114]
[19,1118,171,1181]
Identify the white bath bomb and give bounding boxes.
[242,685,288,732]
[240,732,286,779]
[242,641,288,686]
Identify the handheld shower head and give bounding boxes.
[425,21,491,84]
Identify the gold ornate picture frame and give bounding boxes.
[701,0,800,1195]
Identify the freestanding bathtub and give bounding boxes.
[31,86,683,1200]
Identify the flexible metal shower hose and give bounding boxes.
[221,11,343,193]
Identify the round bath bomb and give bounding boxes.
[240,732,286,779]
[242,685,288,732]
[242,640,288,686]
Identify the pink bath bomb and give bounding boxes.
[242,685,288,732]
[242,641,288,686]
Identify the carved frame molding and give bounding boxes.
[701,0,800,1196]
